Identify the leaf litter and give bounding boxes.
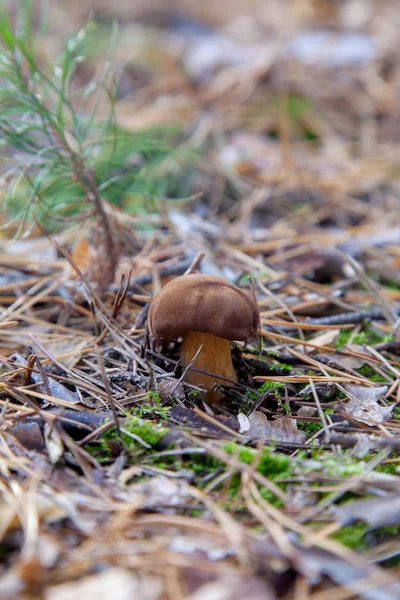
[1,1,400,599]
[239,411,306,445]
[341,384,394,425]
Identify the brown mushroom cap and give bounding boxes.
[148,274,259,345]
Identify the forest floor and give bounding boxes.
[1,1,400,599]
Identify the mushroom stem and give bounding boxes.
[181,331,237,404]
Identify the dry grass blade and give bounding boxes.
[94,344,120,436]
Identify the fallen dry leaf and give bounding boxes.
[14,353,81,405]
[158,378,185,402]
[308,329,341,351]
[297,545,400,600]
[324,346,367,370]
[348,433,385,458]
[341,384,393,426]
[241,412,306,444]
[237,413,250,433]
[297,406,317,418]
[335,493,400,529]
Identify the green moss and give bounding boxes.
[220,502,248,513]
[222,442,253,463]
[227,473,242,498]
[85,441,106,457]
[301,455,364,478]
[378,278,400,291]
[238,272,253,285]
[270,362,292,373]
[257,451,290,477]
[335,326,389,350]
[101,415,168,450]
[85,433,115,461]
[334,523,400,557]
[332,523,369,550]
[237,396,253,414]
[378,526,400,536]
[191,454,223,476]
[130,392,170,419]
[327,460,363,478]
[146,391,162,402]
[356,364,389,383]
[309,443,324,460]
[237,272,271,286]
[285,94,312,119]
[279,401,291,415]
[124,415,168,447]
[382,555,400,568]
[221,441,291,478]
[336,491,362,505]
[297,421,323,435]
[297,408,333,436]
[259,381,285,394]
[375,461,400,475]
[246,380,285,401]
[259,486,284,507]
[225,473,285,508]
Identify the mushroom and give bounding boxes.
[148,274,259,404]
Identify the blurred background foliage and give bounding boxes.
[1,0,400,235]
